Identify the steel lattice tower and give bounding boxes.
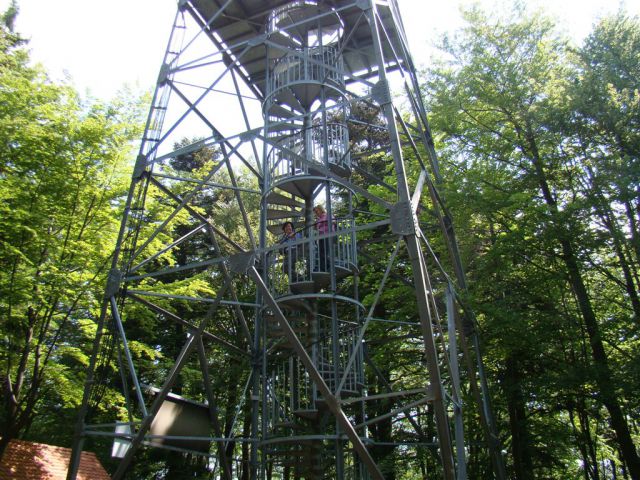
[69,1,505,479]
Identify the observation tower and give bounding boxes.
[69,1,505,479]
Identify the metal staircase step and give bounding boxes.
[267,102,297,120]
[275,177,323,198]
[265,132,295,144]
[266,31,299,50]
[265,314,312,350]
[272,88,305,113]
[273,420,297,429]
[290,280,316,294]
[311,271,330,289]
[266,208,304,220]
[335,262,359,279]
[266,191,305,208]
[267,324,310,336]
[263,309,307,320]
[267,121,300,133]
[329,161,351,179]
[293,409,320,420]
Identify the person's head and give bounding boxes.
[313,205,325,217]
[282,221,294,235]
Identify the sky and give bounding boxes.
[1,0,638,101]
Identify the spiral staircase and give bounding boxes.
[261,2,364,477]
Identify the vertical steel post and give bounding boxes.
[447,283,467,479]
[363,2,456,478]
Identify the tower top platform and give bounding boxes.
[186,0,406,98]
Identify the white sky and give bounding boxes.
[1,0,638,100]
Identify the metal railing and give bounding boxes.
[268,45,345,94]
[267,357,315,423]
[332,217,357,271]
[266,122,350,185]
[267,0,319,35]
[266,0,344,47]
[317,322,362,394]
[266,321,363,425]
[267,218,357,297]
[268,235,315,297]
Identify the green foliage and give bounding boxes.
[423,4,640,478]
[0,8,147,454]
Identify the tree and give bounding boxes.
[569,13,640,324]
[424,5,640,478]
[0,6,146,457]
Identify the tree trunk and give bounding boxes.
[241,401,251,480]
[369,378,396,479]
[569,397,601,480]
[505,357,534,480]
[624,200,640,279]
[0,433,13,459]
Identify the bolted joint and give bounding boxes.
[356,0,371,11]
[211,130,223,142]
[390,201,417,235]
[370,79,391,105]
[157,63,171,85]
[247,34,267,47]
[104,269,123,299]
[239,129,256,142]
[132,154,147,180]
[228,251,255,274]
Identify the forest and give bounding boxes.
[0,1,638,479]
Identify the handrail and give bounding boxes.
[268,45,345,94]
[266,122,351,185]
